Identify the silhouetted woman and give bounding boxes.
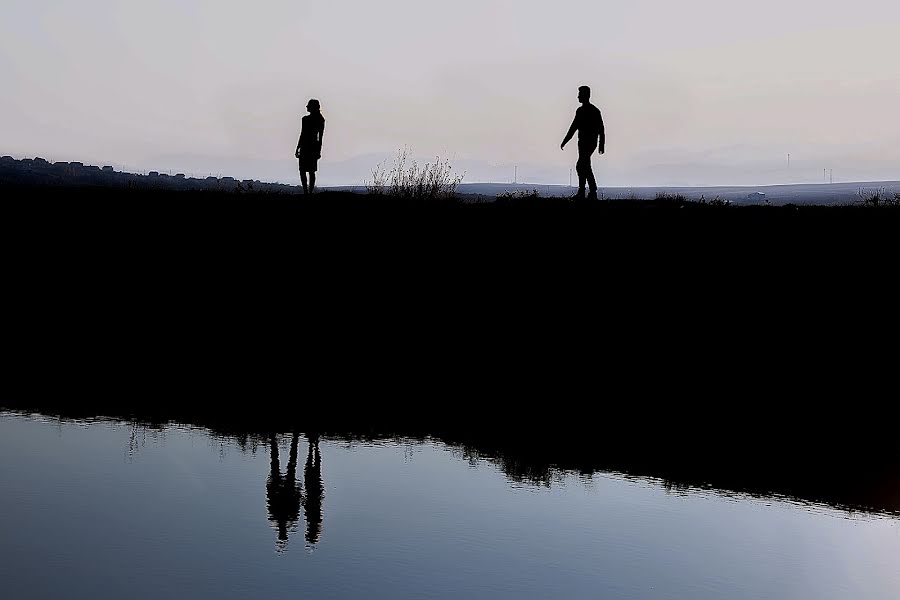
[295,99,326,194]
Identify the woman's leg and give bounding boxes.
[299,171,309,194]
[309,172,316,194]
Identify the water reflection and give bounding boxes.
[2,404,898,519]
[2,411,899,600]
[266,431,324,550]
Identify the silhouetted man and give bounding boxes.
[561,86,605,200]
[295,99,326,194]
[266,432,302,551]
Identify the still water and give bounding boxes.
[1,412,897,599]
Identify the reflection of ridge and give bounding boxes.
[3,404,898,518]
[265,432,324,550]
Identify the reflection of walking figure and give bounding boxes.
[295,99,326,194]
[561,86,605,200]
[266,432,302,551]
[301,433,323,545]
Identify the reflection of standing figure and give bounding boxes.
[266,432,302,550]
[301,433,324,545]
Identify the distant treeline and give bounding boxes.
[0,155,299,194]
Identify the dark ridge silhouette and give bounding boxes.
[3,404,898,518]
[7,173,896,305]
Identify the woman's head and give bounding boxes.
[307,99,321,113]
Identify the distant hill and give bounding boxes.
[329,181,900,205]
[0,155,300,194]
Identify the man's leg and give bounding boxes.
[309,172,316,194]
[586,164,598,200]
[575,156,588,198]
[579,144,598,199]
[300,171,309,195]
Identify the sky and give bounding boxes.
[2,0,898,186]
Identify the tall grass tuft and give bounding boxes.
[857,187,898,207]
[367,148,464,202]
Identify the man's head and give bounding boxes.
[578,86,591,104]
[307,98,321,113]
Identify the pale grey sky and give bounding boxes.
[2,0,898,185]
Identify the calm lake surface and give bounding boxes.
[1,412,898,599]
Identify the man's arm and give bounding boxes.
[561,114,578,150]
[597,109,605,154]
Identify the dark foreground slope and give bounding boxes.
[3,185,897,425]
